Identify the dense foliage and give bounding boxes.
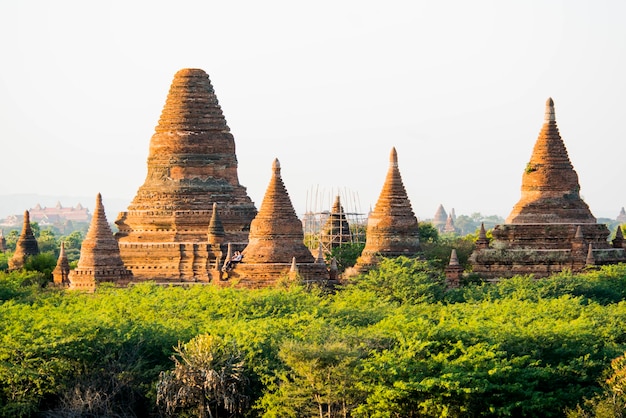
[2,259,626,416]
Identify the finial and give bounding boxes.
[479,223,487,239]
[23,210,30,222]
[545,97,555,122]
[586,243,595,266]
[575,225,583,239]
[272,158,281,174]
[449,249,460,266]
[290,257,298,272]
[390,147,398,167]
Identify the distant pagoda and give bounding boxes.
[319,195,353,251]
[52,242,70,287]
[8,211,39,270]
[347,147,421,277]
[69,194,133,291]
[470,98,626,280]
[115,68,257,281]
[432,204,448,233]
[224,159,330,287]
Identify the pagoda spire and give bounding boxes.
[69,194,132,291]
[506,98,596,224]
[53,242,70,286]
[242,159,314,263]
[349,147,420,275]
[207,202,225,245]
[9,211,40,270]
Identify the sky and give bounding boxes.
[1,1,625,222]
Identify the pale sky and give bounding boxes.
[1,1,625,221]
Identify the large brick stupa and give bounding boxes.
[115,68,257,281]
[471,98,626,280]
[346,147,421,277]
[222,159,330,287]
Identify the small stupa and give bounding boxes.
[347,147,421,277]
[617,207,626,223]
[69,194,133,291]
[432,204,448,233]
[443,214,458,234]
[445,249,463,288]
[319,195,353,251]
[470,98,626,280]
[115,68,257,281]
[0,231,6,253]
[8,211,39,270]
[224,159,329,287]
[52,242,70,286]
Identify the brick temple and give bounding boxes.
[346,147,421,277]
[221,159,330,287]
[8,211,39,270]
[115,68,257,282]
[69,194,133,291]
[470,98,626,280]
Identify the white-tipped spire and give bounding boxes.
[545,97,555,122]
[390,147,398,167]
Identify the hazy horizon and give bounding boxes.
[1,1,625,220]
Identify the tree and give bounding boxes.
[262,339,365,418]
[157,334,250,418]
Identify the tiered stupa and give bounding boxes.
[347,148,421,276]
[69,194,133,291]
[8,211,39,270]
[470,98,626,280]
[319,195,353,252]
[432,204,448,233]
[52,242,70,286]
[224,159,329,287]
[617,207,626,223]
[443,214,458,234]
[115,68,257,281]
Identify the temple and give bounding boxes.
[52,242,70,286]
[69,194,133,291]
[319,195,353,252]
[346,147,421,277]
[8,211,39,270]
[115,68,257,282]
[432,204,448,233]
[470,98,626,280]
[221,159,330,287]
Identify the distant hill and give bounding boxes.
[0,194,130,222]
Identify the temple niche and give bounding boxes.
[115,68,257,282]
[470,98,626,281]
[222,159,330,287]
[346,147,421,277]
